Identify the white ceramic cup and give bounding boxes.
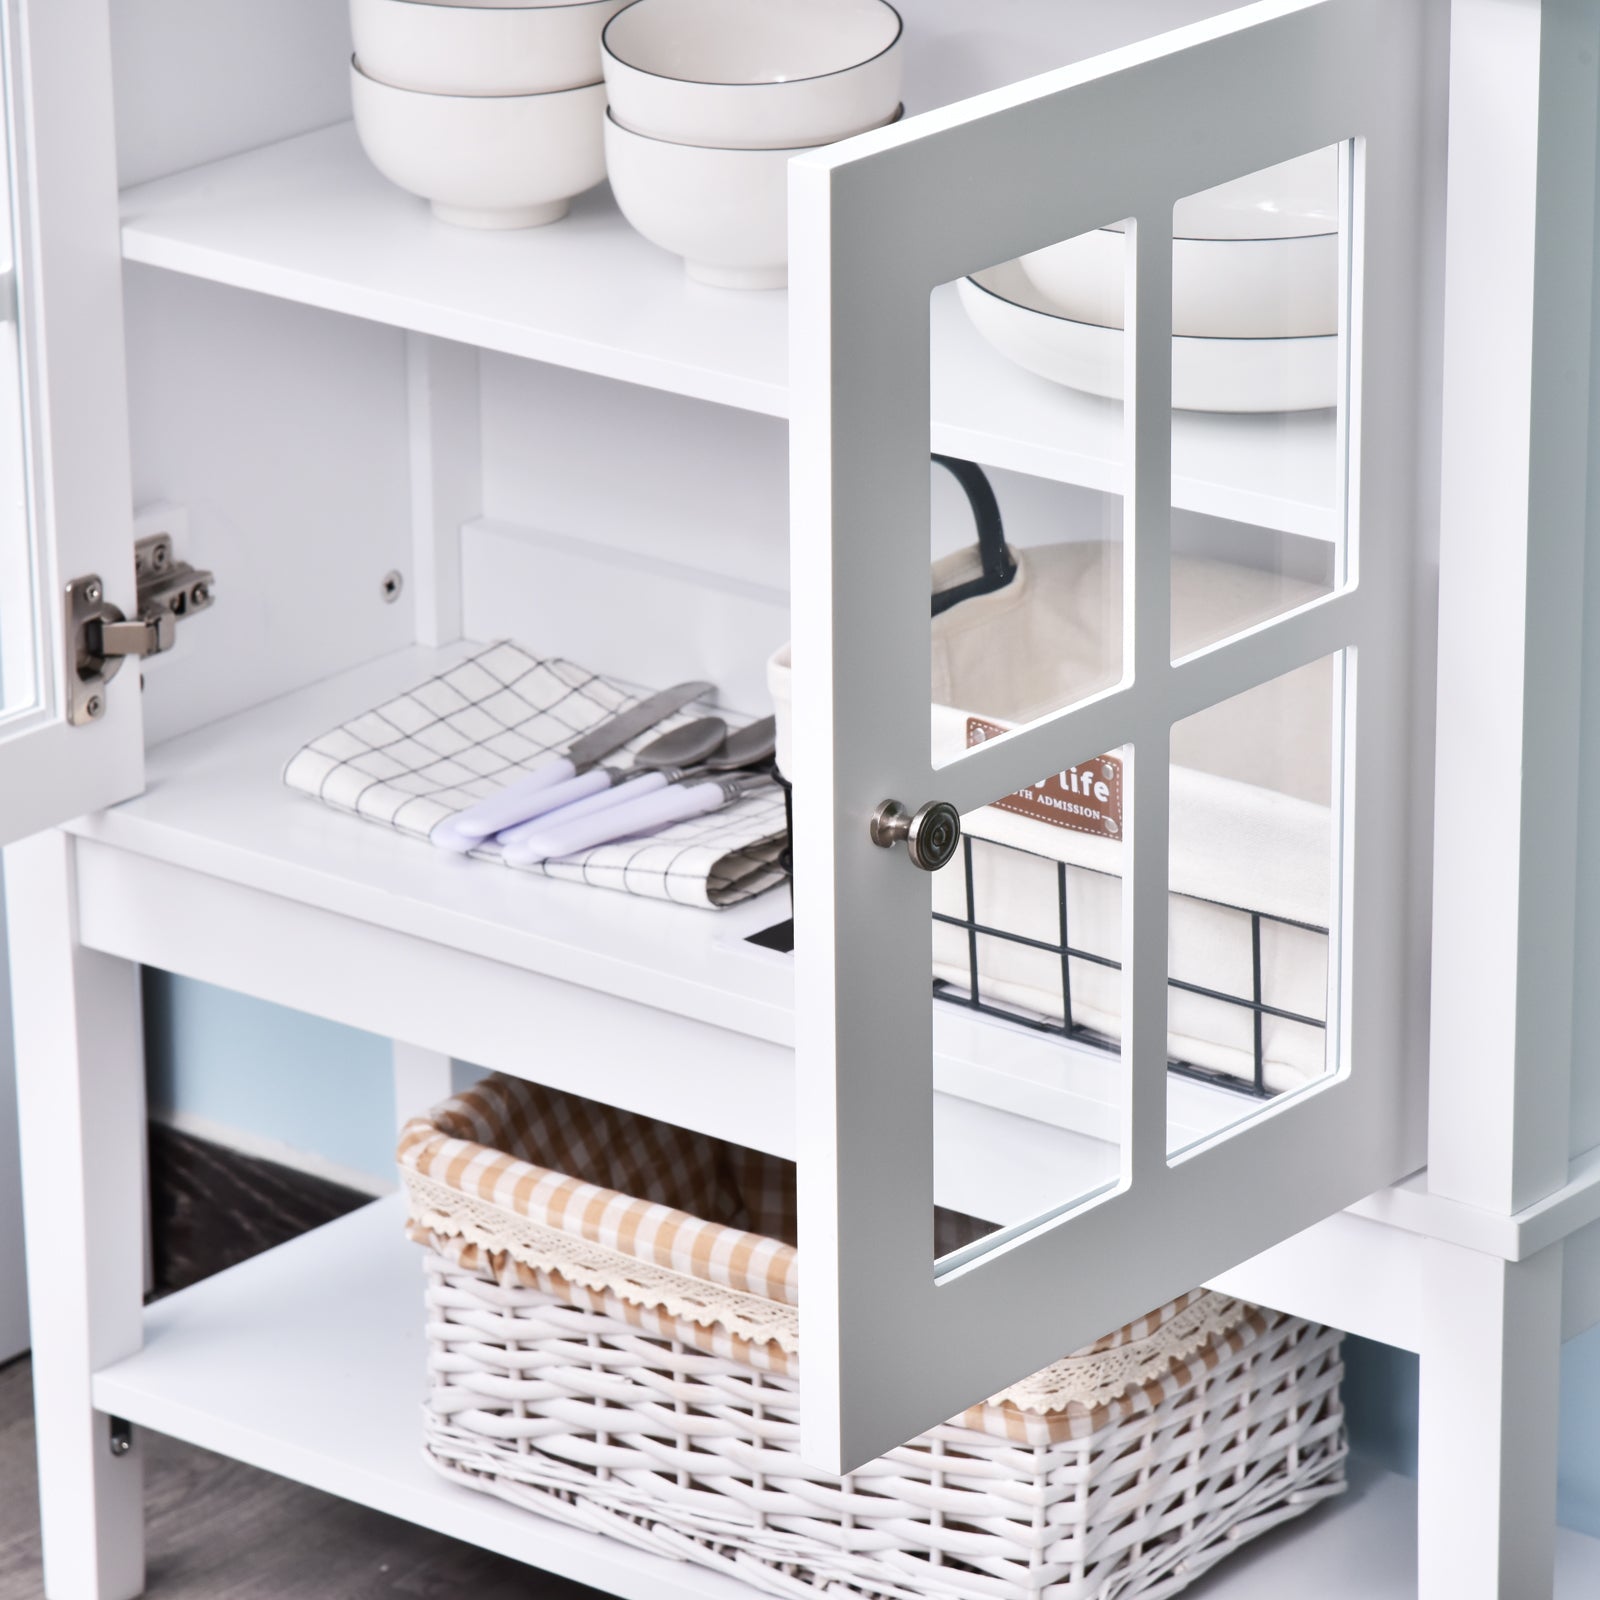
[351,61,607,228]
[959,262,1337,414]
[352,0,631,97]
[604,106,899,288]
[601,0,902,150]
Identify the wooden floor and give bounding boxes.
[0,1353,606,1599]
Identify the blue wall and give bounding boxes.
[143,970,398,1186]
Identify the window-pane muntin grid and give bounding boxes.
[928,153,1357,1182]
[789,0,1418,1471]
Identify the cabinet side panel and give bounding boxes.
[1570,151,1600,1157]
[126,269,414,743]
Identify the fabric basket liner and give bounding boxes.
[770,540,1339,1090]
[400,1074,1255,1444]
[284,641,787,909]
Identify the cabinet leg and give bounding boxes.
[393,1040,454,1132]
[1418,1238,1563,1600]
[5,833,146,1600]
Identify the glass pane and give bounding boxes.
[1166,653,1345,1157]
[930,224,1132,1258]
[935,220,1128,765]
[0,42,35,726]
[930,745,1130,1263]
[1170,143,1349,659]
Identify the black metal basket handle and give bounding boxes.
[767,456,1012,918]
[930,454,1016,617]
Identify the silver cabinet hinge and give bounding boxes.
[66,532,215,725]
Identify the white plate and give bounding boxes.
[1018,228,1338,340]
[1170,147,1339,240]
[958,262,1337,415]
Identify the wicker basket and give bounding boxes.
[403,1076,1347,1600]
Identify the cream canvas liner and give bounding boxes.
[401,1074,1254,1446]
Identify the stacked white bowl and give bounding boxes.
[601,0,904,289]
[959,149,1343,412]
[350,0,626,228]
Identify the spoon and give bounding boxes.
[492,716,732,849]
[704,715,778,772]
[498,716,777,861]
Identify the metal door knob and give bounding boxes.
[870,799,961,872]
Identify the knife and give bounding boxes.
[502,772,775,867]
[430,680,714,851]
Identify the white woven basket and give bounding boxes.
[419,1256,1346,1600]
[403,1076,1346,1599]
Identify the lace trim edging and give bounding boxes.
[404,1169,801,1355]
[405,1170,1252,1415]
[985,1292,1251,1415]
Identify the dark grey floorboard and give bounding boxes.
[145,1122,371,1297]
[0,1354,606,1598]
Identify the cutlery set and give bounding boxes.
[431,681,778,863]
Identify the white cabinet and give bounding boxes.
[4,0,1600,1595]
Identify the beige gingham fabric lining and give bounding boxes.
[401,1075,1252,1442]
[400,1076,799,1306]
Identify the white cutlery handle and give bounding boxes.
[505,779,723,865]
[481,765,617,841]
[437,756,578,845]
[496,770,669,847]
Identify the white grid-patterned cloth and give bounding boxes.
[282,643,788,909]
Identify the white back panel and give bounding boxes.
[110,0,352,188]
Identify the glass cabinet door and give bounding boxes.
[789,0,1430,1473]
[0,0,141,846]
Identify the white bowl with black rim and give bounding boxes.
[351,61,607,228]
[959,260,1337,414]
[604,103,900,288]
[352,0,630,96]
[601,0,902,150]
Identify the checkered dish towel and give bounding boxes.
[282,643,788,909]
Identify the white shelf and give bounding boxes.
[72,644,796,1046]
[120,122,1338,539]
[66,643,1164,1209]
[68,642,1284,1227]
[91,1198,1600,1600]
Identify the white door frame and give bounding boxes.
[0,0,141,847]
[791,0,1432,1471]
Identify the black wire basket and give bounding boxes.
[754,456,1330,1101]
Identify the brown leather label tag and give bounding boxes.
[966,717,1123,841]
